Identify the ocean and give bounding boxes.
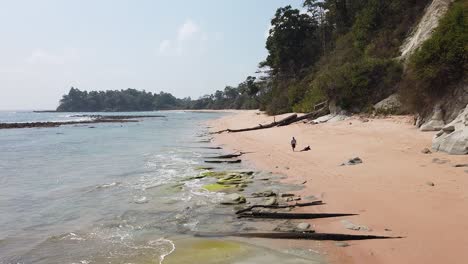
[0,111,322,264]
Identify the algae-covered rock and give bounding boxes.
[221,193,246,205]
[264,197,277,206]
[201,171,229,178]
[252,190,276,197]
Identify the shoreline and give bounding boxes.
[208,110,468,264]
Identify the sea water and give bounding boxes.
[0,111,323,264]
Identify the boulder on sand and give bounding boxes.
[374,94,402,113]
[340,157,363,166]
[432,104,468,155]
[420,105,445,131]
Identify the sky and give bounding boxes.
[0,0,300,110]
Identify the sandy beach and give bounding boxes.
[210,110,468,264]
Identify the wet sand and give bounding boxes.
[210,110,468,264]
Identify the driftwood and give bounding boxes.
[195,232,400,241]
[238,212,356,219]
[212,102,329,134]
[235,201,324,214]
[277,106,328,126]
[205,159,242,164]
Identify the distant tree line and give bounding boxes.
[56,77,263,111]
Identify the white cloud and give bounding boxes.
[158,19,206,57]
[158,39,172,55]
[27,48,79,65]
[177,19,200,41]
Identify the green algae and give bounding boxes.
[202,183,233,192]
[163,239,250,264]
[200,171,229,178]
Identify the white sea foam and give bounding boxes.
[133,196,149,204]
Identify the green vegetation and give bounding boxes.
[57,0,465,116]
[258,0,430,114]
[399,0,467,113]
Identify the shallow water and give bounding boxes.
[0,111,323,264]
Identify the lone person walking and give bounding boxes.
[291,137,297,152]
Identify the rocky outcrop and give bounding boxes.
[439,82,468,122]
[220,193,246,205]
[420,104,445,131]
[374,94,402,113]
[432,104,468,155]
[312,99,349,123]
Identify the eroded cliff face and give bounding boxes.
[400,0,454,61]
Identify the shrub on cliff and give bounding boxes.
[399,0,467,113]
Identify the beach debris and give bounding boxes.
[432,158,449,164]
[195,232,401,241]
[340,157,363,166]
[238,212,356,219]
[301,180,307,184]
[235,200,324,214]
[335,242,350,247]
[341,220,371,231]
[421,148,432,154]
[296,223,311,231]
[426,181,435,187]
[280,193,295,198]
[200,146,222,149]
[453,164,468,168]
[205,159,242,164]
[221,193,246,205]
[211,103,329,134]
